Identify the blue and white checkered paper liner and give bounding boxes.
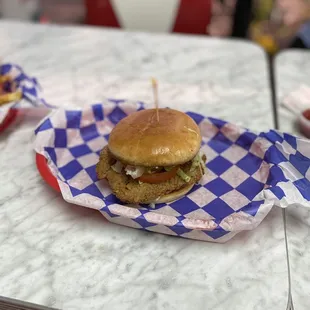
[0,63,53,124]
[34,100,310,243]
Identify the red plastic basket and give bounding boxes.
[36,153,60,192]
[0,109,18,133]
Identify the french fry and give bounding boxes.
[0,75,12,83]
[0,90,22,106]
[0,73,22,106]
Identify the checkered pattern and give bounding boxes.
[0,63,54,124]
[34,101,310,243]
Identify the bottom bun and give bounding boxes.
[148,183,194,204]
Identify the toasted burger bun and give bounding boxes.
[147,183,194,204]
[108,108,202,167]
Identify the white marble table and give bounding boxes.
[0,20,288,310]
[275,50,310,310]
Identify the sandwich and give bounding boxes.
[96,108,206,205]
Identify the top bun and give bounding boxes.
[108,108,202,167]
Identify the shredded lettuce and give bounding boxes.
[190,154,200,172]
[164,166,174,172]
[163,153,206,182]
[177,168,191,182]
[164,165,191,182]
[189,153,206,176]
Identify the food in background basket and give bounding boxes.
[96,108,206,204]
[0,74,22,106]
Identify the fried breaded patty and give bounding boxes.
[96,146,205,204]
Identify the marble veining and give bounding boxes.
[0,21,288,310]
[275,50,310,310]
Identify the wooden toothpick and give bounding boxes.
[151,77,159,122]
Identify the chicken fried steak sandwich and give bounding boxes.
[96,108,206,204]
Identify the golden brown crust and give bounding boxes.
[96,144,115,179]
[96,146,204,204]
[108,108,202,167]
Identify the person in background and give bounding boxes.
[209,0,310,54]
[247,0,310,53]
[278,0,310,48]
[208,0,236,37]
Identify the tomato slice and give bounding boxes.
[138,166,178,184]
